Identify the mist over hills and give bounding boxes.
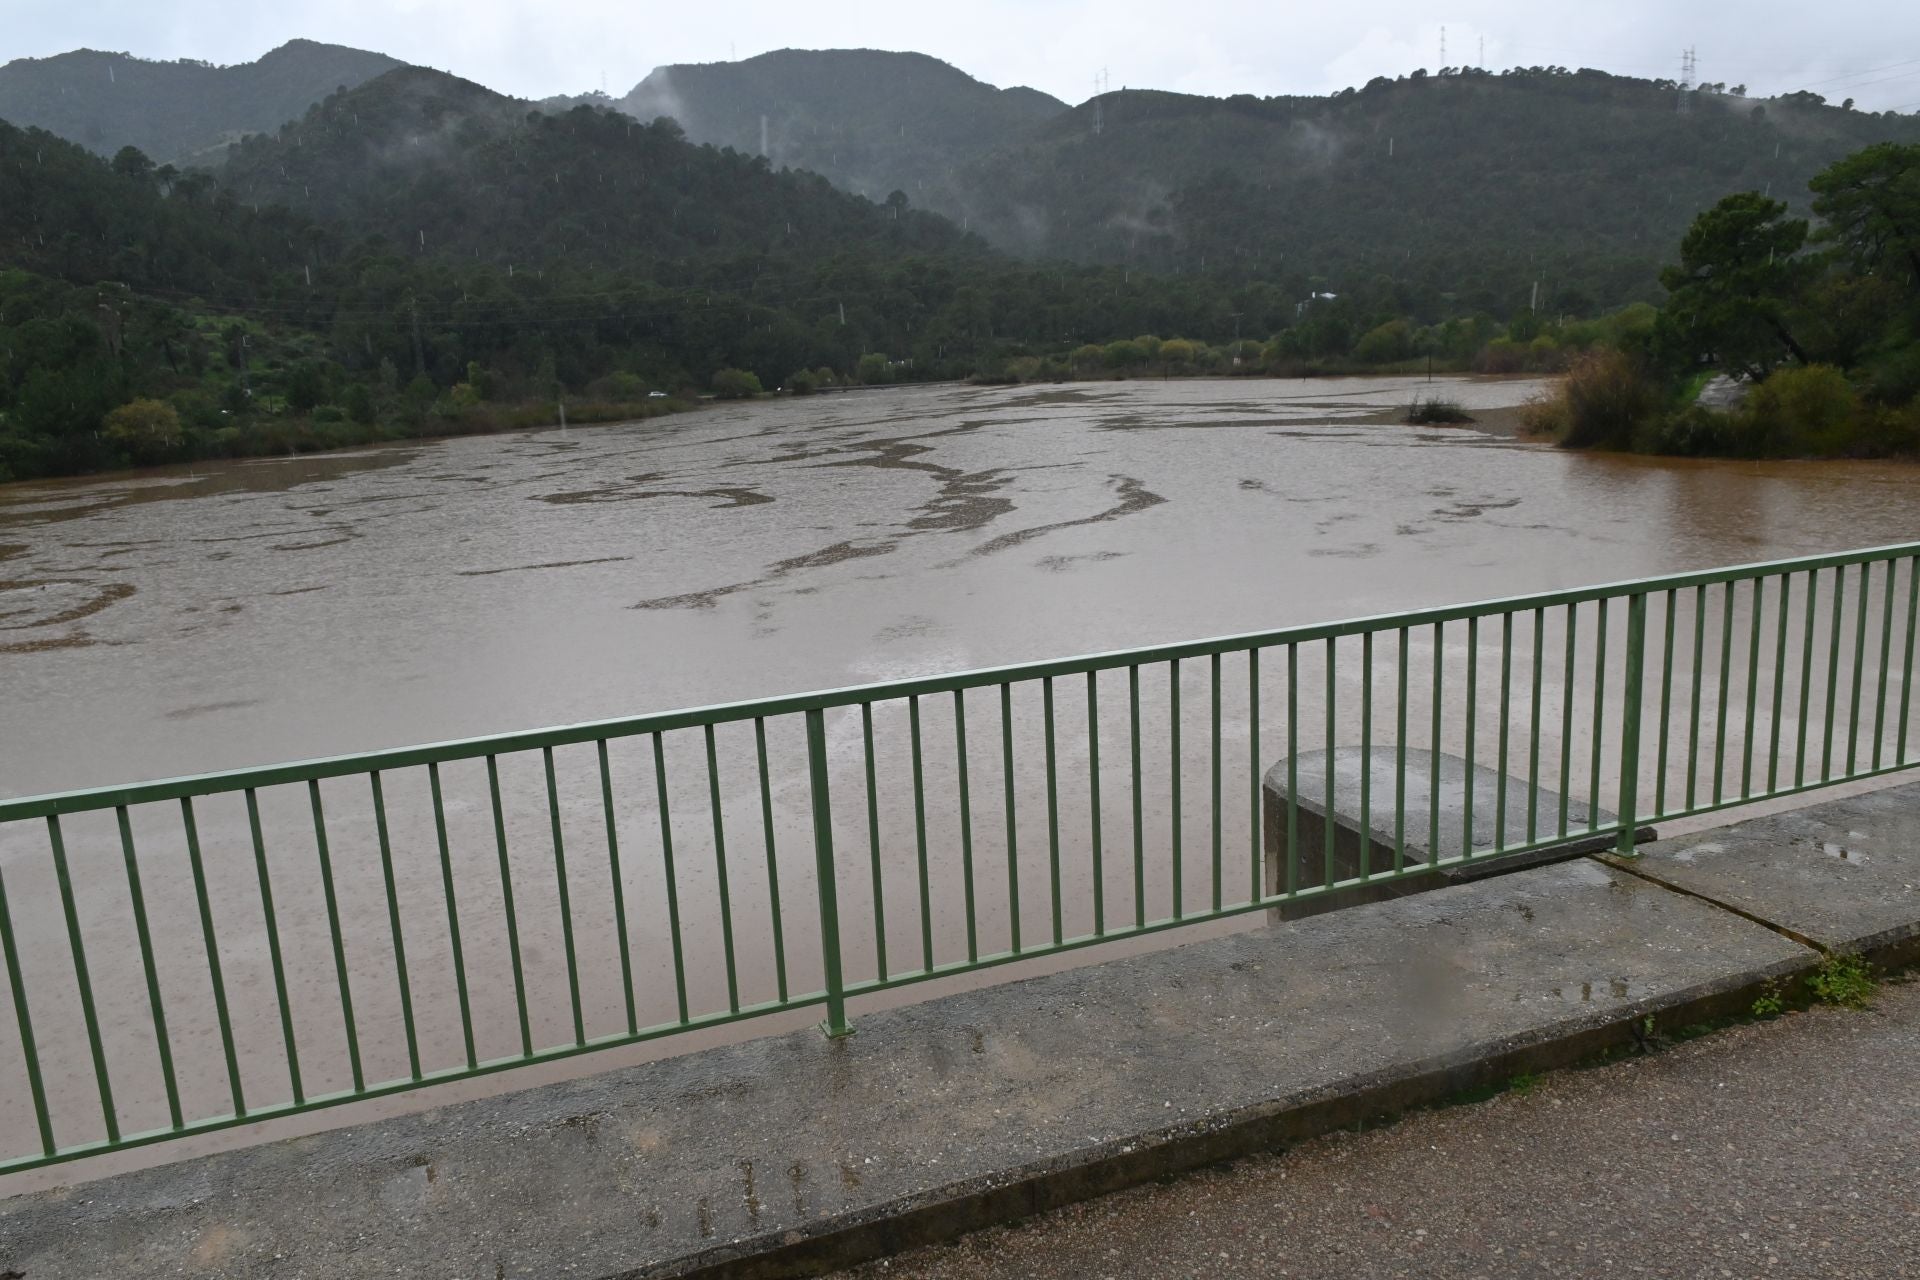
[216,67,974,271]
[0,39,404,165]
[929,69,1920,308]
[8,38,1919,311]
[602,49,1068,202]
[564,51,1920,309]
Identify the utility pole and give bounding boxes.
[409,293,424,379]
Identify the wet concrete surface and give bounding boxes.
[843,977,1920,1280]
[1605,780,1920,959]
[0,855,1812,1279]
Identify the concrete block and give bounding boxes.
[1264,747,1654,918]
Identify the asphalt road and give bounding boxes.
[844,977,1920,1279]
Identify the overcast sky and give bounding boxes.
[10,0,1920,113]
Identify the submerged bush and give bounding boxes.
[1532,348,1666,449]
[1405,397,1474,424]
[1745,364,1858,455]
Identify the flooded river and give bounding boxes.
[3,375,1918,1186]
[6,376,1916,793]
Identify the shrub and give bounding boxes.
[1069,344,1106,373]
[1158,338,1199,369]
[710,367,763,399]
[1536,349,1666,449]
[102,398,183,461]
[1746,364,1859,455]
[1475,337,1529,374]
[1405,397,1474,425]
[787,369,820,394]
[343,383,378,425]
[589,371,648,401]
[856,353,892,385]
[1354,319,1415,365]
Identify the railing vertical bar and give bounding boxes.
[115,806,181,1129]
[904,701,931,973]
[368,773,421,1081]
[650,736,690,1025]
[245,788,305,1101]
[1248,651,1262,899]
[1589,598,1608,831]
[1528,609,1543,843]
[594,743,637,1036]
[1429,622,1443,862]
[1848,561,1871,776]
[427,765,478,1070]
[1324,637,1338,885]
[1169,662,1183,919]
[1798,572,1819,788]
[1687,586,1705,812]
[1286,645,1300,895]
[1395,629,1409,874]
[1559,605,1577,836]
[179,798,245,1115]
[484,757,534,1055]
[1873,559,1896,771]
[861,704,889,984]
[1495,615,1511,853]
[1824,565,1846,781]
[999,683,1022,951]
[954,690,979,962]
[1768,577,1791,796]
[46,815,119,1141]
[1088,671,1107,936]
[804,710,850,1038]
[755,718,791,999]
[1901,557,1919,765]
[1712,585,1733,806]
[0,843,54,1157]
[1045,677,1064,943]
[1741,578,1765,798]
[1463,618,1478,857]
[1655,591,1676,817]
[1129,667,1144,928]
[542,746,586,1045]
[1211,655,1224,914]
[702,725,741,1013]
[1359,634,1373,877]
[1616,593,1648,856]
[308,780,364,1088]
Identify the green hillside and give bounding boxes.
[612,49,1068,202]
[219,67,975,268]
[0,39,404,164]
[934,69,1920,311]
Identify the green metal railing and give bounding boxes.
[2,542,1917,1173]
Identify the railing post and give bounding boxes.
[805,709,853,1038]
[1616,592,1649,856]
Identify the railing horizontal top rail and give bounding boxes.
[4,540,1916,823]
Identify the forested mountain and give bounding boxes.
[219,68,976,268]
[597,49,1068,203]
[0,40,403,165]
[928,69,1920,312]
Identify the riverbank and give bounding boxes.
[4,781,1914,1277]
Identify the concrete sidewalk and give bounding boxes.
[4,783,1918,1280]
[844,975,1920,1279]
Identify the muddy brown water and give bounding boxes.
[3,376,1918,1189]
